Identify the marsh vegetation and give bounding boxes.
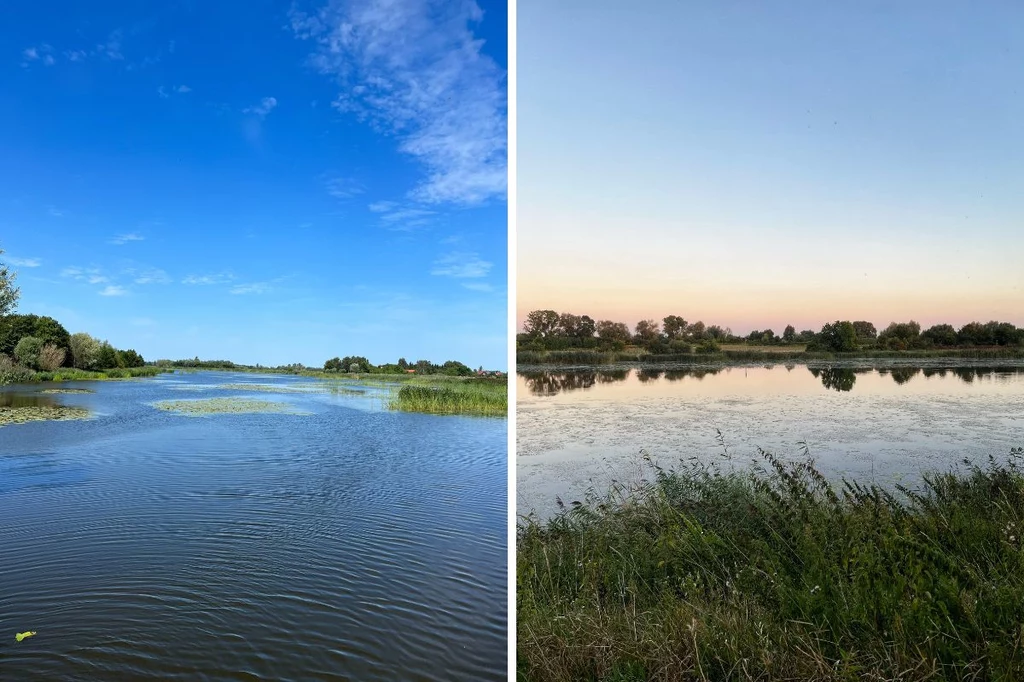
[518,448,1024,681]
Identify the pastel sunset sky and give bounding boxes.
[517,0,1023,334]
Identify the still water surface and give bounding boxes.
[1,371,506,680]
[518,362,1024,517]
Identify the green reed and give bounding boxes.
[518,447,1024,681]
[387,379,507,417]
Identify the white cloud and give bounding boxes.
[110,233,144,245]
[48,206,64,217]
[23,47,38,60]
[367,201,435,230]
[461,281,493,292]
[158,86,169,99]
[43,55,55,66]
[176,84,191,94]
[230,282,271,295]
[129,267,171,284]
[61,266,108,284]
[7,257,41,267]
[182,272,234,285]
[430,252,492,278]
[290,0,507,206]
[99,285,127,296]
[66,50,87,62]
[325,176,364,200]
[96,30,123,61]
[243,96,278,118]
[368,201,398,213]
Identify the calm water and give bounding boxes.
[0,372,506,680]
[517,361,1024,517]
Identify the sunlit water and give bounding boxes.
[517,361,1024,518]
[0,371,506,680]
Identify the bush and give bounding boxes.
[14,335,44,369]
[0,353,34,385]
[38,343,66,371]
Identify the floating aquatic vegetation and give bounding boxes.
[217,383,307,393]
[39,387,95,394]
[0,395,92,427]
[153,397,308,416]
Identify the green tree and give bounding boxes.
[634,319,660,346]
[324,357,343,372]
[0,247,20,316]
[662,315,688,340]
[96,341,118,369]
[685,321,706,342]
[816,321,857,352]
[596,320,632,347]
[14,336,44,369]
[523,310,561,338]
[119,349,145,367]
[852,321,877,341]
[921,324,958,347]
[70,333,100,369]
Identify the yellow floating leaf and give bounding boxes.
[15,631,36,642]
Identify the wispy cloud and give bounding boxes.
[290,0,507,206]
[159,84,192,98]
[7,257,41,267]
[430,251,492,278]
[368,201,435,231]
[66,49,88,62]
[110,233,144,245]
[243,96,278,118]
[99,285,128,296]
[127,267,171,284]
[230,282,271,295]
[95,30,124,61]
[21,44,55,67]
[47,206,64,217]
[61,266,109,284]
[325,176,365,200]
[182,272,234,285]
[461,281,493,292]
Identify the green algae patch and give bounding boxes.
[39,387,95,394]
[0,403,92,427]
[217,383,307,393]
[153,397,308,416]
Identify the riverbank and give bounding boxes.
[518,346,1024,367]
[518,450,1024,681]
[0,365,167,385]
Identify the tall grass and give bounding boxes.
[387,378,507,416]
[518,447,1024,681]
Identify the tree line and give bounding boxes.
[518,309,1024,354]
[322,356,480,376]
[0,313,145,372]
[0,249,145,376]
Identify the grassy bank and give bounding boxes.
[518,449,1024,681]
[518,347,1024,367]
[387,377,507,417]
[1,365,167,385]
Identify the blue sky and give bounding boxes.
[1,0,508,369]
[519,0,1023,333]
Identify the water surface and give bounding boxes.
[1,371,506,680]
[517,362,1024,517]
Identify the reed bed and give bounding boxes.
[387,379,507,417]
[518,447,1024,681]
